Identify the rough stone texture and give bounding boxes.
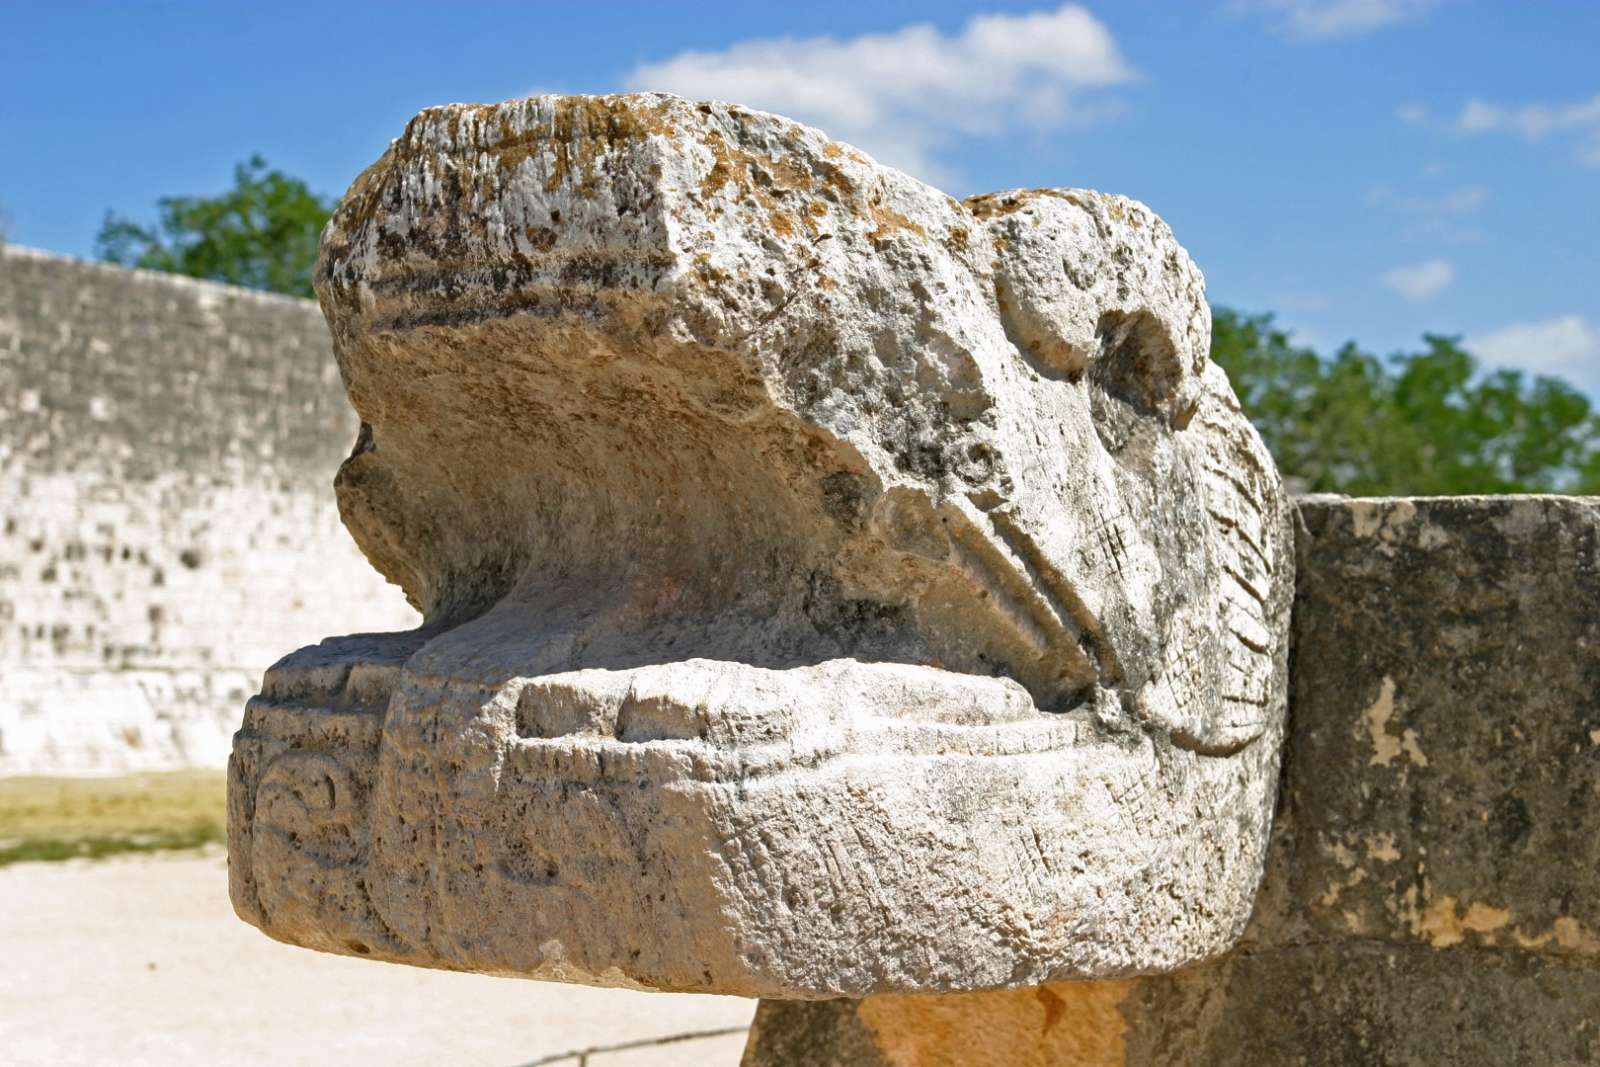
[744,982,1136,1067]
[228,93,1294,999]
[744,494,1600,1064]
[1262,494,1600,959]
[0,246,416,774]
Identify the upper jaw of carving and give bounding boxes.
[316,92,1282,752]
[229,93,1293,997]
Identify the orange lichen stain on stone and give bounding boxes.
[1315,836,1374,911]
[965,188,1099,224]
[796,210,823,239]
[1318,867,1368,909]
[821,140,870,167]
[694,126,831,225]
[1415,896,1513,948]
[1363,677,1400,765]
[1551,917,1600,954]
[963,192,1026,219]
[1366,832,1403,863]
[690,253,729,287]
[1363,676,1428,769]
[533,96,675,194]
[1513,916,1600,955]
[442,103,498,149]
[524,226,557,252]
[815,161,856,202]
[1388,884,1600,959]
[1395,889,1600,958]
[868,206,928,243]
[857,979,1135,1067]
[1390,877,1425,937]
[697,130,738,202]
[1400,730,1429,767]
[769,211,795,238]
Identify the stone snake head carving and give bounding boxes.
[228,93,1293,998]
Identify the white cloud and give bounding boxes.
[1234,0,1437,41]
[1382,258,1454,301]
[623,4,1134,183]
[1367,184,1486,215]
[1469,315,1600,392]
[1451,93,1600,166]
[1457,95,1600,137]
[1367,184,1486,244]
[1395,102,1430,125]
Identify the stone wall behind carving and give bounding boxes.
[0,245,416,774]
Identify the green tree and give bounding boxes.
[1211,308,1600,495]
[96,156,333,298]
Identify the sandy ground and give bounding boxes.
[0,850,754,1066]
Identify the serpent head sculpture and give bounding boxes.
[228,94,1293,998]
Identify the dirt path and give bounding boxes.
[0,850,753,1066]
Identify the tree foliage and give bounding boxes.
[1211,308,1600,496]
[96,156,332,298]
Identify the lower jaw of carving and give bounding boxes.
[229,631,1275,998]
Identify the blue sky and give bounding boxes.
[3,1,1597,394]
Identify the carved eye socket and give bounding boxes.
[1091,309,1184,423]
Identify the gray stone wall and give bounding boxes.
[0,245,415,773]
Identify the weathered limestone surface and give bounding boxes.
[744,495,1600,1064]
[228,93,1294,998]
[0,246,415,774]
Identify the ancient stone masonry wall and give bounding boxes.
[0,245,415,774]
